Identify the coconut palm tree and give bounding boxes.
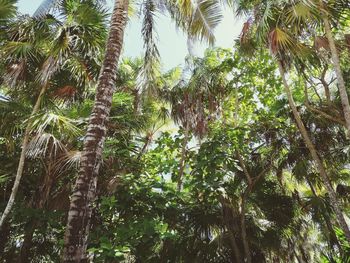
[0,0,107,229]
[47,0,224,260]
[318,0,350,135]
[49,0,127,260]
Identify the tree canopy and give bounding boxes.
[1,0,350,262]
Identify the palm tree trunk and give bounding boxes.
[321,10,350,136]
[278,61,350,243]
[62,0,129,261]
[0,84,47,229]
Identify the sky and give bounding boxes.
[17,0,243,70]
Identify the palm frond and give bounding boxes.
[26,132,65,158]
[29,110,81,137]
[0,0,17,21]
[52,150,82,173]
[139,0,160,96]
[188,0,223,44]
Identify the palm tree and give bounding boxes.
[163,51,231,190]
[62,0,129,260]
[32,0,224,260]
[235,0,350,243]
[318,0,350,135]
[0,15,49,228]
[0,0,17,22]
[0,0,107,229]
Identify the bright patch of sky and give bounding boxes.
[17,0,243,70]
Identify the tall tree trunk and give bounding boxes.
[321,7,350,136]
[62,0,129,261]
[0,84,47,229]
[219,196,242,263]
[277,61,350,243]
[177,121,189,191]
[240,193,251,263]
[306,179,342,252]
[228,231,242,263]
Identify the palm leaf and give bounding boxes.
[0,0,17,21]
[189,0,223,44]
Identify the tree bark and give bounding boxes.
[219,196,242,263]
[62,0,129,261]
[320,66,331,104]
[228,231,242,263]
[278,61,350,243]
[321,7,350,136]
[0,84,47,229]
[240,193,251,263]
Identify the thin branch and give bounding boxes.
[235,150,253,186]
[304,103,346,126]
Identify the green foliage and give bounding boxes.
[1,0,350,261]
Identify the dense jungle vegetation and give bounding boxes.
[1,0,350,262]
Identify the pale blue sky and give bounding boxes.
[17,0,243,69]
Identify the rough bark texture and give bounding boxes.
[0,84,46,229]
[322,10,350,136]
[278,61,350,243]
[62,0,129,261]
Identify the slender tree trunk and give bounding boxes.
[19,157,55,262]
[62,0,129,261]
[320,66,331,104]
[293,249,303,263]
[306,179,342,252]
[299,243,309,262]
[19,223,36,263]
[177,121,189,191]
[137,133,152,160]
[219,196,242,263]
[228,231,242,263]
[321,8,350,136]
[0,84,47,229]
[278,61,350,243]
[240,193,251,263]
[0,221,10,258]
